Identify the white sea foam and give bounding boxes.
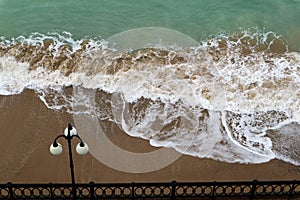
[0,30,299,165]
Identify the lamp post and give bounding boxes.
[49,123,89,199]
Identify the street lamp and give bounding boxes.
[50,123,89,199]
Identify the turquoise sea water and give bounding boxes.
[0,0,300,166]
[1,0,300,49]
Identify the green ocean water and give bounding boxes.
[0,0,300,50]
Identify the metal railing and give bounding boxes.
[1,180,299,199]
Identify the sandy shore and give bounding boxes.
[0,89,299,184]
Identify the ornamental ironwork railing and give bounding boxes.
[0,180,299,199]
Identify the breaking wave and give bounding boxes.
[0,28,299,165]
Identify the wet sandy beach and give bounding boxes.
[0,89,299,184]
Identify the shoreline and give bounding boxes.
[0,89,299,183]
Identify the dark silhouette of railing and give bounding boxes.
[1,180,299,199]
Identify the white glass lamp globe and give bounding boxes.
[49,143,63,155]
[76,143,89,155]
[64,126,77,137]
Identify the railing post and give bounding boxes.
[49,182,54,200]
[89,182,95,200]
[250,180,258,200]
[171,181,177,200]
[210,181,216,200]
[131,182,135,200]
[7,182,14,200]
[288,180,296,199]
